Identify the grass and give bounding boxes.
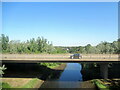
[2,82,11,88]
[93,79,109,89]
[1,63,65,88]
[1,78,41,88]
[21,78,39,88]
[39,63,62,69]
[91,79,120,90]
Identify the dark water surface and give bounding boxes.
[41,63,83,88]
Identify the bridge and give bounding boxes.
[1,54,120,79]
[1,58,119,63]
[1,54,119,63]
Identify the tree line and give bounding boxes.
[0,34,60,54]
[66,40,120,54]
[0,34,120,54]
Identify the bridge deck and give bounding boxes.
[1,54,119,63]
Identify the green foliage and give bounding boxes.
[39,63,61,68]
[93,79,109,90]
[55,47,67,53]
[0,65,7,76]
[67,41,119,54]
[2,82,11,88]
[0,34,120,54]
[78,46,85,54]
[69,47,78,53]
[92,79,120,90]
[0,34,58,54]
[0,34,9,53]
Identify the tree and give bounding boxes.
[1,34,120,54]
[69,47,77,53]
[8,40,19,54]
[96,42,107,54]
[112,41,118,54]
[78,46,84,53]
[29,38,38,53]
[85,44,92,54]
[0,34,9,52]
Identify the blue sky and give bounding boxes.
[2,2,118,46]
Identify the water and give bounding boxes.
[41,63,83,88]
[58,63,82,81]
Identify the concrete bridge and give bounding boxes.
[1,54,119,63]
[1,54,120,79]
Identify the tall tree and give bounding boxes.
[0,34,9,52]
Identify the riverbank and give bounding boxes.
[1,78,44,88]
[81,63,120,89]
[81,80,97,89]
[92,79,120,89]
[40,63,83,88]
[2,63,66,88]
[81,63,120,81]
[80,78,120,89]
[2,62,120,89]
[52,63,66,70]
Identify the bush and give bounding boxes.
[0,65,7,76]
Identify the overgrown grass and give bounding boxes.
[39,63,62,68]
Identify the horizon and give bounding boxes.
[2,2,118,46]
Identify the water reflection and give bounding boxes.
[41,63,82,88]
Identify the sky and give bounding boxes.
[2,2,118,46]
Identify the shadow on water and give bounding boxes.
[3,63,63,80]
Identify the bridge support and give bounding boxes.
[100,63,108,79]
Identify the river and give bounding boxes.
[41,63,83,88]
